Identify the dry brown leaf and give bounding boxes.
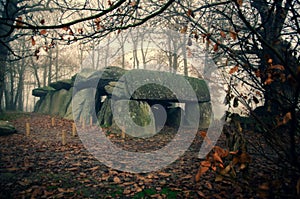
[220,31,226,38]
[16,17,23,28]
[200,160,211,167]
[215,175,223,182]
[213,152,223,164]
[229,65,239,74]
[229,31,237,41]
[200,131,207,138]
[236,0,243,7]
[66,167,78,171]
[130,1,137,7]
[113,176,121,184]
[259,182,269,191]
[205,181,213,189]
[158,172,171,177]
[195,166,209,182]
[255,69,261,77]
[31,36,36,46]
[214,146,228,158]
[187,9,195,18]
[197,191,206,198]
[270,64,285,70]
[180,26,188,34]
[264,77,273,85]
[40,29,47,35]
[281,112,292,125]
[89,166,99,171]
[213,43,219,52]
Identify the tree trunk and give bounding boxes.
[48,49,53,85]
[252,0,298,114]
[0,0,19,112]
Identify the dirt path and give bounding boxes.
[0,112,278,198]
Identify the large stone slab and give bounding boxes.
[0,121,17,136]
[185,102,212,129]
[32,86,55,97]
[112,100,156,138]
[74,66,126,94]
[97,97,113,127]
[49,88,73,117]
[111,69,210,103]
[49,79,73,90]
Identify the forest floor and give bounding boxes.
[0,112,297,198]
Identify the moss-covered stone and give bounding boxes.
[49,79,73,90]
[97,97,113,127]
[166,107,183,128]
[118,69,210,102]
[49,88,72,117]
[112,100,156,138]
[185,102,212,129]
[0,121,17,135]
[32,86,55,97]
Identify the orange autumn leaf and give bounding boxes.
[270,64,285,71]
[62,26,69,31]
[78,28,83,34]
[31,36,36,46]
[200,131,207,138]
[180,26,188,34]
[130,1,137,7]
[195,166,209,182]
[187,9,195,18]
[213,43,219,52]
[267,58,273,64]
[214,146,228,158]
[211,165,217,171]
[40,29,47,35]
[229,150,239,155]
[255,69,261,77]
[264,77,273,85]
[200,160,211,167]
[220,31,226,38]
[229,31,237,41]
[282,112,292,124]
[69,29,74,35]
[16,17,23,28]
[213,152,223,164]
[237,0,243,7]
[229,65,239,74]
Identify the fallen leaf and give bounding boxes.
[89,166,99,171]
[40,29,47,35]
[229,65,239,74]
[282,112,292,124]
[229,31,237,41]
[213,43,219,52]
[113,176,121,183]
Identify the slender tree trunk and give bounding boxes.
[182,34,188,76]
[31,57,41,88]
[55,46,59,81]
[48,49,53,85]
[0,0,19,112]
